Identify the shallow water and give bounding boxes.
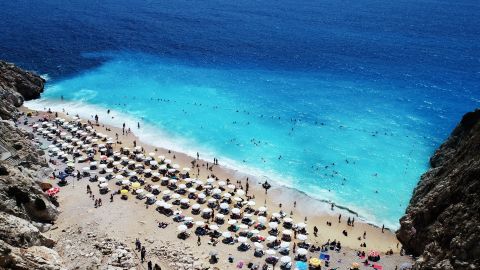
[3,0,480,228]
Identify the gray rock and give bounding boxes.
[397,109,480,270]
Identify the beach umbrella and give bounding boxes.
[297,248,308,255]
[202,208,212,213]
[269,222,279,229]
[212,188,222,194]
[266,236,277,242]
[115,175,124,180]
[284,217,293,223]
[280,256,291,264]
[309,258,322,267]
[46,187,60,196]
[164,159,172,164]
[182,167,190,172]
[296,222,306,229]
[198,193,206,199]
[163,190,171,195]
[258,206,267,212]
[227,220,237,225]
[195,221,205,226]
[282,230,292,235]
[188,188,196,193]
[163,203,172,209]
[99,183,108,188]
[254,242,264,249]
[352,262,360,268]
[234,197,243,202]
[192,204,201,210]
[180,198,189,204]
[150,160,158,166]
[172,193,181,199]
[238,236,248,243]
[159,164,167,170]
[220,203,229,209]
[280,242,290,249]
[368,251,380,257]
[272,212,281,218]
[257,216,267,224]
[231,208,241,214]
[121,180,131,185]
[136,189,144,194]
[217,181,226,186]
[266,249,276,255]
[177,224,188,232]
[168,168,176,173]
[222,231,232,238]
[184,217,194,222]
[120,189,129,195]
[297,234,308,241]
[227,184,236,190]
[236,189,245,196]
[239,224,248,230]
[207,178,215,184]
[223,193,231,198]
[178,184,187,189]
[250,229,260,235]
[247,201,256,207]
[155,200,165,207]
[216,214,225,219]
[132,182,141,189]
[145,193,154,198]
[151,185,160,190]
[400,263,413,270]
[158,155,165,160]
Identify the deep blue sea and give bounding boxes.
[1,0,479,228]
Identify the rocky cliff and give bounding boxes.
[0,61,64,269]
[397,109,480,270]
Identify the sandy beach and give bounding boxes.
[20,105,413,269]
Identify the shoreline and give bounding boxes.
[21,101,402,253]
[25,98,402,230]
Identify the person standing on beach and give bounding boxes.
[137,122,140,129]
[313,226,318,237]
[95,114,98,124]
[197,236,201,246]
[147,261,152,270]
[140,246,146,263]
[338,214,342,223]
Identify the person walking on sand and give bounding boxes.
[98,198,102,206]
[338,214,341,223]
[197,236,201,246]
[87,185,91,194]
[147,261,152,270]
[135,238,141,251]
[140,246,146,263]
[110,194,114,202]
[313,226,318,237]
[382,224,385,233]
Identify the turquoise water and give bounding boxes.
[3,0,479,228]
[28,52,462,228]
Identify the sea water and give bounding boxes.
[2,0,479,228]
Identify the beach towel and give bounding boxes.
[373,264,383,270]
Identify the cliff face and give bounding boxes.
[397,109,480,270]
[0,61,64,269]
[0,61,45,120]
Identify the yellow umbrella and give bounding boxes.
[132,182,141,189]
[352,262,360,269]
[120,189,129,195]
[309,257,322,267]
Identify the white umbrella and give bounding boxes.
[269,222,279,228]
[99,183,108,188]
[297,248,308,255]
[222,231,232,238]
[209,224,219,230]
[192,204,201,210]
[136,189,144,194]
[227,220,237,225]
[180,198,189,204]
[231,208,241,214]
[145,193,155,198]
[282,230,292,235]
[266,236,277,242]
[177,225,188,232]
[280,242,290,248]
[266,249,276,255]
[121,180,131,185]
[297,234,308,241]
[280,256,291,263]
[254,242,263,249]
[284,217,293,223]
[238,236,247,243]
[217,181,226,186]
[296,222,306,229]
[220,203,229,209]
[198,193,206,199]
[195,221,205,226]
[236,189,245,196]
[202,208,212,213]
[258,206,267,212]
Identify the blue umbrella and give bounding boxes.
[295,261,308,270]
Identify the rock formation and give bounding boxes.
[397,109,480,270]
[0,61,63,269]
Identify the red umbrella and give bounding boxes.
[47,187,60,196]
[368,251,380,257]
[100,155,108,160]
